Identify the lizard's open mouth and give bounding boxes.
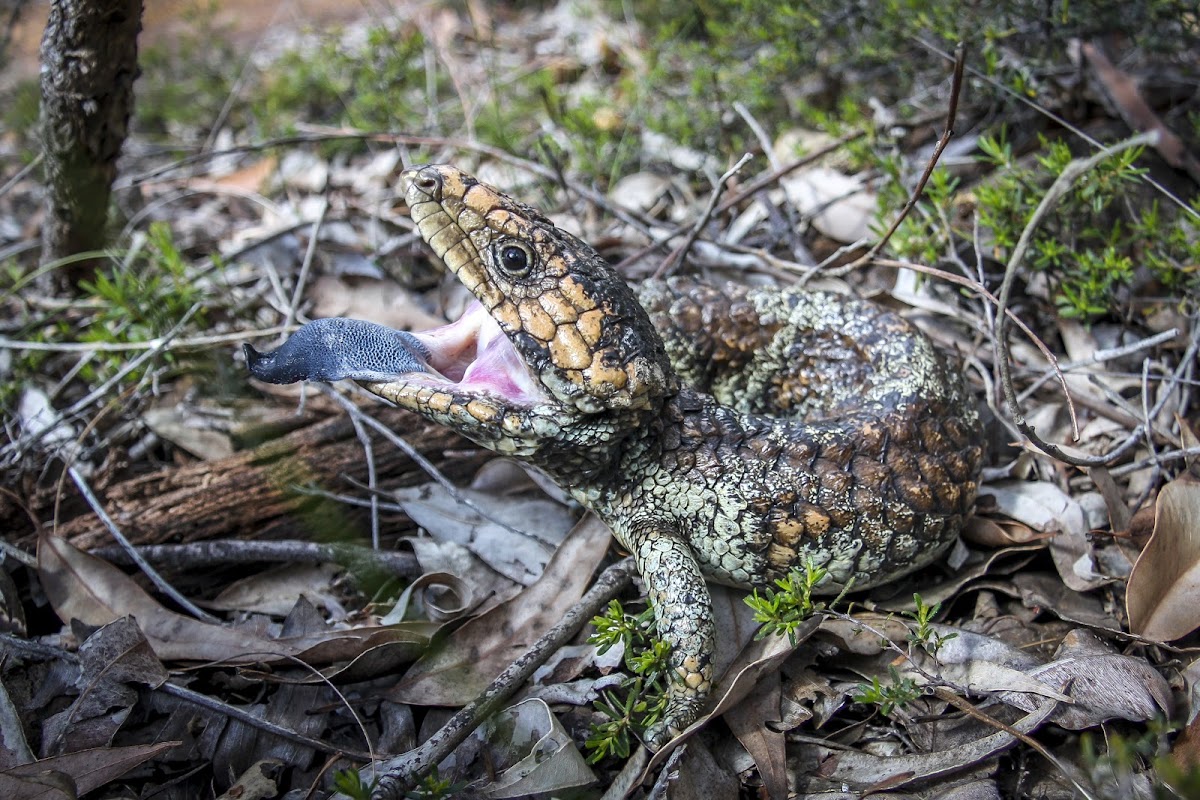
[244,302,547,408]
[404,302,547,407]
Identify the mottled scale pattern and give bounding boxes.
[370,165,985,750]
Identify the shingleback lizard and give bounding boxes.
[248,164,985,749]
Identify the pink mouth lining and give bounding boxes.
[409,302,547,407]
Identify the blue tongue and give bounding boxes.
[244,318,431,384]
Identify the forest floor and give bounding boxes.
[1,2,1199,798]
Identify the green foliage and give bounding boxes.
[744,558,837,644]
[849,123,1197,321]
[136,4,241,137]
[404,770,464,800]
[1078,719,1200,800]
[906,593,957,659]
[853,666,921,716]
[330,769,375,800]
[256,26,430,139]
[971,131,1196,320]
[585,600,672,762]
[76,222,206,382]
[1,79,42,158]
[330,766,464,800]
[621,0,1199,151]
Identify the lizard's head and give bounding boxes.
[364,164,676,461]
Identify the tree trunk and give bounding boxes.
[38,0,142,286]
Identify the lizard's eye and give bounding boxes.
[495,241,534,277]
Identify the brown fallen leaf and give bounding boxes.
[42,617,167,756]
[1126,475,1200,640]
[1000,629,1172,728]
[722,670,788,800]
[810,701,1057,790]
[1080,41,1200,184]
[205,155,278,193]
[38,531,430,664]
[0,742,177,799]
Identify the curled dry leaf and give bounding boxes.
[1127,475,1200,641]
[962,515,1047,548]
[979,481,1101,591]
[405,538,520,616]
[388,515,611,705]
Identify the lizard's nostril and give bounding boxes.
[412,167,443,199]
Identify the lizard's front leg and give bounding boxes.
[628,523,716,750]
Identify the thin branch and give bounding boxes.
[285,199,328,330]
[1017,328,1180,403]
[993,130,1164,467]
[366,557,637,799]
[615,130,867,273]
[66,465,219,623]
[160,681,373,761]
[347,410,382,550]
[317,384,536,542]
[0,324,294,353]
[653,153,753,279]
[89,539,420,579]
[854,43,967,266]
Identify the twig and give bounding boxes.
[911,36,1197,220]
[854,43,967,266]
[993,130,1166,467]
[285,199,329,330]
[653,154,753,279]
[932,689,1099,800]
[615,130,866,274]
[62,303,202,421]
[712,130,865,218]
[365,557,637,799]
[733,103,780,171]
[1017,328,1180,404]
[89,539,420,579]
[159,681,373,762]
[316,385,534,541]
[0,152,43,198]
[1110,445,1200,477]
[0,324,294,352]
[347,410,382,550]
[66,465,219,623]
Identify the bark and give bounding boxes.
[48,408,489,552]
[38,0,143,285]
